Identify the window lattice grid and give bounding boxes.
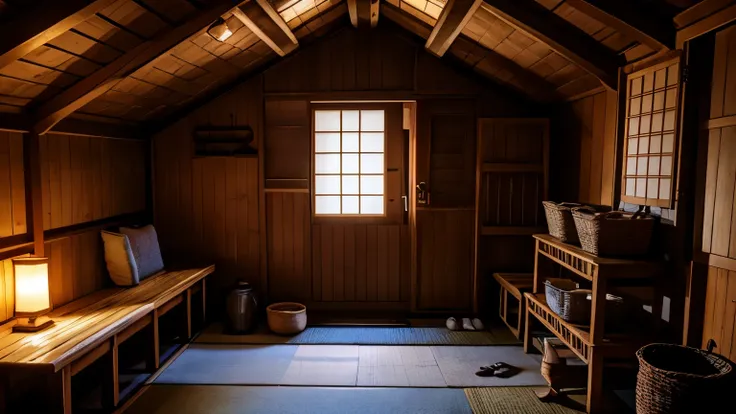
[623,62,680,205]
[314,109,386,216]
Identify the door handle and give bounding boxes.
[402,195,408,212]
[416,182,429,206]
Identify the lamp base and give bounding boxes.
[13,316,54,333]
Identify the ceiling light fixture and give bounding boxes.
[207,18,233,42]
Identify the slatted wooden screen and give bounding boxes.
[622,58,681,208]
[476,118,549,235]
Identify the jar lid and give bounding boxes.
[237,281,252,291]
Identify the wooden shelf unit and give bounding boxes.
[524,234,661,413]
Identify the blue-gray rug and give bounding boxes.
[127,386,473,414]
[195,324,519,345]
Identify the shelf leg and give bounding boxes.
[586,348,604,414]
[533,240,542,294]
[523,305,534,354]
[589,275,607,344]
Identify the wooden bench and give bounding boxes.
[0,265,214,413]
[493,273,533,339]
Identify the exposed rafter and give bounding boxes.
[382,2,559,102]
[479,0,620,90]
[564,0,675,51]
[0,0,120,71]
[232,0,298,57]
[348,0,380,28]
[425,0,483,57]
[32,0,241,135]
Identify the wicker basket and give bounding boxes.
[543,202,582,244]
[572,209,655,257]
[636,343,734,413]
[267,302,307,335]
[544,278,625,325]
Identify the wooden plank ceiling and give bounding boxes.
[0,0,699,129]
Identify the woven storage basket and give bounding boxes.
[543,202,582,244]
[572,209,655,257]
[544,278,625,325]
[636,343,734,414]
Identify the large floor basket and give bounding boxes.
[636,343,734,413]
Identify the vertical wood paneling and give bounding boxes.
[0,131,26,238]
[154,77,263,302]
[556,90,617,206]
[416,210,474,310]
[311,223,410,303]
[701,266,736,361]
[267,192,311,302]
[39,134,146,230]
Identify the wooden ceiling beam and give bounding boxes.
[382,3,559,101]
[0,0,120,71]
[348,0,380,28]
[232,0,298,57]
[675,0,736,47]
[565,0,675,51]
[425,0,483,57]
[31,0,240,135]
[479,0,620,91]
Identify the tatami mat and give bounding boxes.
[195,323,519,345]
[154,344,543,388]
[464,387,585,413]
[431,346,546,387]
[125,385,473,414]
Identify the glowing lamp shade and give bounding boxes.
[13,258,51,315]
[207,18,232,42]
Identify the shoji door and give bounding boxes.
[414,100,476,311]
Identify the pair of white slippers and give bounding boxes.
[446,317,484,331]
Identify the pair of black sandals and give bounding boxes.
[474,362,520,378]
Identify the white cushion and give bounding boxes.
[100,231,139,286]
[120,225,165,280]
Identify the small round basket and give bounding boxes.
[636,343,734,413]
[266,302,307,335]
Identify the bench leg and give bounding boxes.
[46,366,72,414]
[201,278,207,324]
[523,306,534,354]
[102,336,119,408]
[146,310,160,371]
[186,288,192,340]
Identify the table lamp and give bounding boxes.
[13,257,54,333]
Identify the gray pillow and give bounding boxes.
[120,225,165,280]
[101,231,140,286]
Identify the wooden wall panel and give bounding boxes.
[0,131,26,238]
[46,230,107,309]
[267,192,311,302]
[0,257,18,324]
[39,134,147,230]
[710,25,736,120]
[701,266,736,361]
[263,27,417,93]
[154,76,263,298]
[416,210,474,310]
[312,223,410,304]
[554,90,617,205]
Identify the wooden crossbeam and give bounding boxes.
[425,0,483,57]
[232,0,298,57]
[348,0,380,28]
[675,0,736,47]
[0,0,120,71]
[565,0,675,51]
[479,0,620,90]
[382,3,559,101]
[31,0,239,135]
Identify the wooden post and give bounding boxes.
[533,239,542,294]
[185,288,192,340]
[586,348,605,413]
[523,305,534,354]
[146,310,160,371]
[102,336,119,408]
[23,132,45,256]
[589,272,608,344]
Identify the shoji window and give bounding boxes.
[622,59,681,207]
[313,109,386,216]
